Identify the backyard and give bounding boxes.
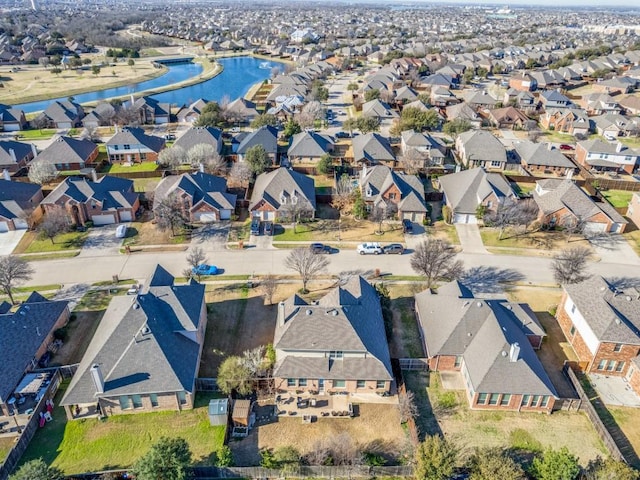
[600,189,635,208]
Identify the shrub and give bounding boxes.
[53,327,68,341]
[364,452,386,466]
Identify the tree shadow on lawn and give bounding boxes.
[586,232,627,250]
[460,266,525,295]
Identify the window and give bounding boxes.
[488,393,500,405]
[329,351,344,359]
[606,361,615,372]
[597,360,606,370]
[616,362,625,373]
[454,356,462,368]
[132,394,143,409]
[388,193,396,200]
[123,144,131,150]
[478,393,488,405]
[334,380,346,388]
[532,395,541,406]
[150,394,159,407]
[540,396,549,408]
[491,160,502,167]
[357,380,366,388]
[287,378,296,387]
[500,394,511,406]
[177,391,187,405]
[571,304,576,314]
[376,380,386,389]
[119,396,131,410]
[613,344,623,353]
[570,325,576,336]
[298,378,307,387]
[521,394,531,407]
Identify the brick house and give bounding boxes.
[575,139,640,175]
[0,292,70,416]
[539,109,590,136]
[34,136,99,171]
[287,131,334,164]
[273,276,393,395]
[509,72,538,92]
[415,281,557,413]
[106,127,165,164]
[41,175,139,226]
[0,179,43,231]
[61,265,207,419]
[556,276,640,397]
[249,167,316,222]
[36,100,84,129]
[627,192,640,228]
[514,141,576,176]
[455,130,508,170]
[0,140,37,173]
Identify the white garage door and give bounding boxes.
[198,213,218,223]
[610,223,623,234]
[583,222,607,235]
[92,214,116,226]
[220,209,231,220]
[0,221,8,233]
[13,218,28,229]
[119,211,132,222]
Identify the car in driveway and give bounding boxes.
[559,144,574,150]
[402,219,413,233]
[335,131,350,139]
[310,242,332,254]
[357,242,383,255]
[264,222,273,236]
[192,264,219,276]
[383,243,404,254]
[250,220,260,236]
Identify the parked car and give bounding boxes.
[115,224,127,238]
[559,144,574,150]
[383,243,405,255]
[335,131,350,139]
[310,242,331,254]
[250,220,260,236]
[264,222,273,236]
[402,219,413,233]
[357,242,383,255]
[192,264,219,276]
[164,133,176,140]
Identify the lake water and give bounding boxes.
[15,56,283,113]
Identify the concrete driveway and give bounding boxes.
[191,222,230,251]
[588,233,640,266]
[78,225,124,257]
[0,230,26,255]
[455,224,489,254]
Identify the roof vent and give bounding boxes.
[133,303,140,309]
[501,351,507,357]
[626,296,632,302]
[600,286,606,291]
[506,304,512,310]
[332,310,338,316]
[306,309,313,315]
[615,318,621,325]
[476,302,482,307]
[142,325,150,335]
[467,332,472,337]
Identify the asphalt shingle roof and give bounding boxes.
[42,175,137,211]
[250,167,315,212]
[237,125,278,155]
[514,141,576,169]
[35,136,97,166]
[352,133,395,163]
[439,168,515,215]
[173,126,222,153]
[107,127,165,153]
[288,132,334,158]
[361,165,427,213]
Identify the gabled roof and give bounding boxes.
[288,131,334,158]
[352,133,395,163]
[562,276,640,345]
[578,139,640,158]
[439,168,516,215]
[0,179,41,218]
[61,265,206,405]
[41,100,82,123]
[250,167,315,212]
[35,136,97,165]
[0,294,68,403]
[129,96,170,117]
[0,140,33,167]
[237,125,278,155]
[42,175,137,211]
[107,127,165,153]
[488,106,530,125]
[274,276,392,381]
[361,165,427,213]
[173,126,222,153]
[225,98,258,119]
[362,99,398,119]
[514,141,576,168]
[154,172,236,213]
[457,130,507,163]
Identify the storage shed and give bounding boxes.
[232,399,252,427]
[208,398,229,426]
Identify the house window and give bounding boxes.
[357,380,366,388]
[606,361,615,371]
[490,160,502,167]
[454,356,462,368]
[287,378,296,387]
[571,304,576,314]
[532,395,541,406]
[500,394,511,406]
[616,362,625,373]
[597,360,607,370]
[329,351,344,359]
[376,380,386,389]
[521,394,531,407]
[150,394,159,407]
[388,193,396,200]
[488,393,500,405]
[298,378,307,387]
[613,344,623,353]
[540,396,549,408]
[132,394,143,409]
[478,393,488,405]
[177,391,187,405]
[334,380,346,388]
[570,325,576,336]
[119,396,131,410]
[123,144,131,150]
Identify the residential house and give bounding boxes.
[173,126,223,155]
[445,103,482,128]
[288,131,334,164]
[176,99,209,124]
[361,99,398,120]
[438,168,517,224]
[273,275,393,395]
[236,125,278,165]
[539,90,572,110]
[0,106,27,131]
[414,281,557,413]
[0,292,70,416]
[504,89,537,113]
[394,86,418,104]
[455,130,508,170]
[430,87,459,107]
[34,136,99,171]
[575,139,640,174]
[249,167,316,222]
[583,93,622,116]
[419,73,456,90]
[591,114,639,139]
[127,96,171,124]
[360,165,428,222]
[82,102,117,129]
[539,108,590,136]
[465,91,499,111]
[514,141,576,176]
[487,106,530,130]
[106,127,165,164]
[0,140,36,173]
[37,100,84,129]
[60,265,207,418]
[41,175,139,226]
[154,172,236,223]
[351,133,395,166]
[400,130,447,168]
[619,95,640,115]
[532,179,627,234]
[509,72,538,91]
[555,276,640,397]
[225,98,259,124]
[0,179,43,231]
[627,192,640,228]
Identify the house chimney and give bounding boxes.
[31,143,38,158]
[278,301,286,326]
[547,142,552,151]
[361,164,367,180]
[2,169,10,181]
[509,343,520,363]
[90,168,98,182]
[9,148,17,163]
[90,363,105,394]
[199,162,205,173]
[616,142,624,153]
[130,94,135,105]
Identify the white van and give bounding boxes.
[115,224,127,238]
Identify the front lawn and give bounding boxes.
[600,189,634,208]
[541,130,576,143]
[102,162,160,174]
[273,218,405,243]
[15,129,57,140]
[15,230,88,254]
[21,387,226,474]
[480,227,589,254]
[625,228,640,256]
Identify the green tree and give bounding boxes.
[343,117,358,135]
[583,457,639,480]
[128,58,135,68]
[352,188,366,219]
[274,446,302,473]
[414,435,458,480]
[91,65,101,76]
[9,459,63,480]
[317,153,332,175]
[347,82,359,92]
[364,89,380,102]
[530,448,580,480]
[469,448,525,480]
[132,437,192,480]
[50,67,62,76]
[260,448,279,469]
[195,102,223,127]
[443,118,472,137]
[251,113,278,129]
[245,144,270,175]
[217,356,253,395]
[393,107,439,134]
[283,119,302,139]
[356,116,380,134]
[476,67,489,78]
[215,445,234,467]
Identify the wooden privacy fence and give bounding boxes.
[398,358,429,371]
[196,377,219,391]
[191,465,415,478]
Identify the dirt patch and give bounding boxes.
[229,403,408,466]
[123,213,189,247]
[609,406,640,465]
[52,311,104,366]
[388,284,425,358]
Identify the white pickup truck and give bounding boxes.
[357,242,383,255]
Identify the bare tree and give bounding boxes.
[186,246,207,280]
[513,198,539,235]
[31,114,50,132]
[260,274,278,305]
[562,215,587,243]
[370,201,397,234]
[80,126,101,142]
[187,143,224,174]
[229,162,252,193]
[328,433,363,467]
[332,173,355,214]
[242,346,266,376]
[280,198,313,233]
[154,192,189,237]
[284,247,330,292]
[410,238,464,288]
[401,148,425,175]
[38,209,71,244]
[28,159,58,185]
[0,256,35,305]
[483,199,518,240]
[157,146,187,169]
[399,390,419,423]
[552,246,590,284]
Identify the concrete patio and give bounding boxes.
[275,393,353,419]
[590,373,640,407]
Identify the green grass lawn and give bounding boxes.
[0,437,14,463]
[24,231,89,253]
[600,189,634,208]
[542,130,576,143]
[102,162,160,174]
[511,182,536,197]
[619,137,640,149]
[21,387,226,474]
[15,129,57,140]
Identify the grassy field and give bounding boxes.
[20,387,226,474]
[607,406,640,466]
[14,129,57,140]
[600,189,634,208]
[480,227,590,255]
[14,230,88,254]
[274,218,405,243]
[542,131,576,144]
[387,284,425,358]
[511,182,536,197]
[102,162,160,174]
